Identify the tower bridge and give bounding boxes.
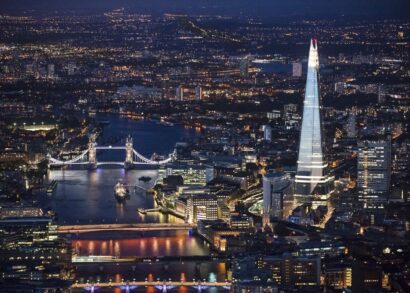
[48,135,175,169]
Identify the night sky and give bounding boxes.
[1,0,410,19]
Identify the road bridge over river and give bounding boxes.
[58,223,194,234]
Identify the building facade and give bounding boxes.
[262,172,291,226]
[292,62,302,77]
[357,135,391,209]
[186,193,218,224]
[159,163,214,186]
[263,125,272,142]
[175,85,184,101]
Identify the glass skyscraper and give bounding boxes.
[357,135,391,209]
[295,39,334,206]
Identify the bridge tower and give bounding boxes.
[124,135,133,169]
[88,134,97,169]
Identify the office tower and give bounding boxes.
[67,62,75,75]
[334,82,346,94]
[2,64,9,74]
[235,253,321,289]
[325,265,353,290]
[276,253,321,288]
[295,39,334,206]
[263,172,291,225]
[352,261,383,292]
[378,84,386,104]
[267,110,281,120]
[357,135,391,209]
[284,103,297,115]
[263,125,272,142]
[0,216,72,290]
[292,62,302,77]
[175,85,184,101]
[283,104,300,129]
[346,113,357,138]
[195,85,202,101]
[47,64,55,79]
[240,57,249,77]
[25,63,34,76]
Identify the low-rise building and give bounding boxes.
[186,193,218,224]
[298,239,346,259]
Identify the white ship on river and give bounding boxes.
[114,180,130,202]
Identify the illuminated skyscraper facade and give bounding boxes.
[263,172,291,226]
[295,39,334,206]
[357,136,391,209]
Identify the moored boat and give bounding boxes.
[138,176,151,182]
[114,180,130,202]
[47,180,58,194]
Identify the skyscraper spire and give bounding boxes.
[295,39,334,206]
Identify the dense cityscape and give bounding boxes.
[0,1,409,292]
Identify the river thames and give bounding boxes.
[40,114,229,292]
[41,113,197,225]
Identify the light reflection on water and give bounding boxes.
[41,168,183,225]
[72,231,210,257]
[72,234,226,292]
[74,261,229,292]
[42,113,198,225]
[43,115,226,291]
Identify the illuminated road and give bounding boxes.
[58,223,194,234]
[319,206,335,228]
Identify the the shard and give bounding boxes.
[294,39,334,206]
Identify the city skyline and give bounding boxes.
[0,3,409,293]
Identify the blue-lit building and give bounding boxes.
[262,172,292,226]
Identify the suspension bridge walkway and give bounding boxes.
[48,135,174,168]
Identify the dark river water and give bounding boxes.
[41,113,198,225]
[96,113,195,160]
[40,114,228,292]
